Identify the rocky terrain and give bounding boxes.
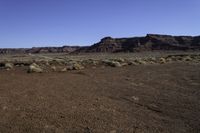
[1,37,200,132]
[0,52,199,73]
[1,34,200,54]
[76,34,200,53]
[0,52,200,133]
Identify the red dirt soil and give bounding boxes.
[0,63,200,133]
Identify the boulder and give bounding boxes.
[28,63,43,73]
[103,60,122,67]
[51,66,57,71]
[159,58,166,64]
[60,67,67,72]
[73,63,84,70]
[183,56,192,61]
[134,59,146,65]
[127,61,138,65]
[111,61,122,67]
[166,57,173,62]
[121,63,128,66]
[5,63,13,70]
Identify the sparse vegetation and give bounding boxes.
[0,52,199,73]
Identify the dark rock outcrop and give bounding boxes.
[1,34,200,54]
[0,46,80,54]
[75,34,200,53]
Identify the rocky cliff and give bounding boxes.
[1,34,200,54]
[76,34,200,53]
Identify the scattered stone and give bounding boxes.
[83,59,98,65]
[149,61,156,64]
[183,56,192,61]
[166,57,172,62]
[28,63,43,73]
[134,59,146,65]
[176,56,184,61]
[52,59,65,65]
[121,63,128,66]
[60,67,67,72]
[168,56,177,61]
[102,60,111,65]
[146,57,157,64]
[148,57,156,61]
[131,96,139,101]
[147,104,162,113]
[90,60,98,65]
[5,63,13,70]
[103,60,122,67]
[159,58,166,64]
[107,61,122,67]
[111,61,122,67]
[127,61,138,65]
[51,66,57,71]
[114,58,125,62]
[45,60,50,66]
[73,63,84,70]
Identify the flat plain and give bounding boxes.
[0,52,200,133]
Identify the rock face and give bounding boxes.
[0,34,200,54]
[75,34,200,53]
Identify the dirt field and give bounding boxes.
[0,61,200,132]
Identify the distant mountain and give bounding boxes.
[74,34,200,53]
[1,34,200,54]
[0,46,80,54]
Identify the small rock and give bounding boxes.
[131,96,139,101]
[5,63,13,70]
[159,58,166,64]
[149,61,156,64]
[103,60,122,67]
[51,66,57,71]
[45,61,50,66]
[134,59,146,65]
[54,59,65,65]
[73,63,84,70]
[115,58,125,62]
[111,61,122,67]
[121,63,128,66]
[127,61,138,65]
[28,63,43,73]
[148,57,156,61]
[183,56,192,61]
[60,68,67,72]
[166,58,172,62]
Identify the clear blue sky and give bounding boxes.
[0,0,199,48]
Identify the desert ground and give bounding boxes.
[0,52,200,133]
